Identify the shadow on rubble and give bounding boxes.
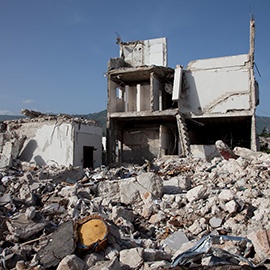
[19,139,37,162]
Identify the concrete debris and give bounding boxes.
[37,221,75,268]
[119,247,144,268]
[56,254,86,270]
[0,142,270,269]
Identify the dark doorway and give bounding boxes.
[83,146,94,168]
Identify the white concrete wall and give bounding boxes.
[180,54,252,115]
[146,37,167,67]
[108,81,120,113]
[74,124,102,168]
[137,84,150,111]
[18,121,74,166]
[125,85,137,112]
[122,37,167,67]
[122,128,160,164]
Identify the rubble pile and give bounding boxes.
[1,145,270,269]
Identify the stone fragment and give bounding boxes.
[209,217,222,228]
[161,230,189,254]
[143,248,171,262]
[137,172,163,199]
[0,135,26,168]
[142,199,155,218]
[119,173,162,204]
[111,206,134,223]
[119,247,144,268]
[56,254,86,270]
[84,253,105,268]
[223,217,239,234]
[6,213,47,240]
[97,180,120,201]
[149,211,166,224]
[147,260,167,269]
[186,185,207,202]
[0,193,11,206]
[105,246,119,260]
[25,206,36,220]
[233,146,266,160]
[219,189,234,202]
[188,218,206,235]
[225,200,238,213]
[248,229,270,261]
[89,257,121,270]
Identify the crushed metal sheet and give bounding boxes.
[172,234,258,267]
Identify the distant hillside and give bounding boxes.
[1,111,270,136]
[74,110,107,135]
[0,115,25,121]
[256,115,270,135]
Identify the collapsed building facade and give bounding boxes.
[106,19,259,164]
[0,110,102,169]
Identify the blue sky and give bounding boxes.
[0,0,269,116]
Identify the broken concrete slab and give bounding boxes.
[111,205,134,224]
[119,172,163,204]
[0,134,26,168]
[37,221,75,268]
[119,247,144,269]
[0,193,11,206]
[186,184,208,202]
[38,166,84,183]
[247,229,270,262]
[6,212,48,240]
[160,230,189,254]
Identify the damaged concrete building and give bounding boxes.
[106,19,259,164]
[0,110,102,169]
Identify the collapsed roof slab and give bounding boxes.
[108,65,174,84]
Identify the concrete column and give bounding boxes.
[125,85,129,112]
[137,84,141,112]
